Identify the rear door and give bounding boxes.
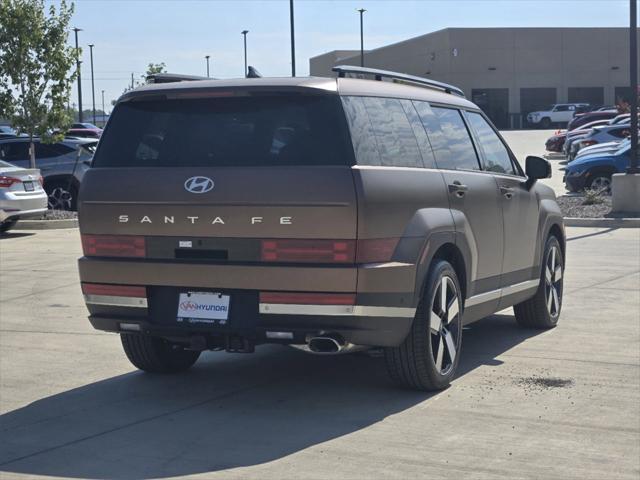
[80,92,358,272]
[414,102,504,304]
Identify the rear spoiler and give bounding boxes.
[146,73,210,84]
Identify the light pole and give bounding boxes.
[101,90,105,122]
[628,0,638,174]
[241,30,249,77]
[205,55,211,78]
[290,0,296,77]
[88,43,96,125]
[357,8,366,67]
[73,27,83,122]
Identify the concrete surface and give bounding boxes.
[611,173,640,214]
[0,227,639,480]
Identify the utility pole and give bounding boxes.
[205,55,211,77]
[131,72,134,89]
[88,44,96,125]
[241,30,249,77]
[290,0,296,77]
[628,0,639,173]
[73,27,83,122]
[357,8,366,67]
[101,90,105,121]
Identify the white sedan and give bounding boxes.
[0,160,48,233]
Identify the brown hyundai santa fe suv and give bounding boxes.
[77,66,565,391]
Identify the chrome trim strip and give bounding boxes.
[465,289,501,307]
[259,303,416,318]
[465,279,540,307]
[501,279,540,296]
[84,294,148,308]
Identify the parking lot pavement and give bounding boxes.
[0,227,638,480]
[501,129,567,196]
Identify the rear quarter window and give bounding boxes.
[93,95,353,168]
[341,96,425,168]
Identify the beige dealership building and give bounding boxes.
[310,27,639,129]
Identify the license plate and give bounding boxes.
[23,181,34,192]
[177,292,230,324]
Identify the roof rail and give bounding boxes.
[146,73,210,84]
[332,65,465,98]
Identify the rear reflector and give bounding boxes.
[356,238,399,263]
[82,283,147,298]
[259,292,356,305]
[82,234,145,257]
[261,239,356,263]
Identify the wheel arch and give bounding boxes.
[43,174,80,191]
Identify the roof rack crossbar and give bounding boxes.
[332,65,465,98]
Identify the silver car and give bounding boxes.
[0,137,96,210]
[0,160,48,233]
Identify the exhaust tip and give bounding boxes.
[308,336,342,354]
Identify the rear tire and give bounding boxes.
[121,334,200,373]
[0,219,18,234]
[540,117,552,129]
[384,260,463,391]
[514,236,564,329]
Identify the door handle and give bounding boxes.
[500,186,515,199]
[448,182,468,198]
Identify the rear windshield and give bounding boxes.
[93,95,353,167]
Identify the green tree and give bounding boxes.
[0,0,77,168]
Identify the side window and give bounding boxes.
[34,143,62,159]
[429,106,481,170]
[412,100,453,168]
[399,99,436,168]
[341,96,381,166]
[466,111,516,175]
[554,105,569,112]
[3,142,30,161]
[361,97,423,168]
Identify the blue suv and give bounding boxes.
[564,143,630,192]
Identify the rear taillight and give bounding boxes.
[259,238,398,264]
[0,176,21,188]
[259,292,356,305]
[261,239,356,263]
[81,234,146,257]
[81,283,146,297]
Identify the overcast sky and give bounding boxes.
[56,0,632,114]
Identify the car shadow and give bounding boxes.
[0,313,542,479]
[0,231,36,240]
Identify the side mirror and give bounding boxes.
[525,156,551,189]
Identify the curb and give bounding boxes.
[15,218,78,230]
[563,217,640,228]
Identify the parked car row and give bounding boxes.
[542,109,636,193]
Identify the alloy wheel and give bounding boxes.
[48,187,73,210]
[544,245,563,318]
[429,276,460,375]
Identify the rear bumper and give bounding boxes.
[87,305,415,347]
[0,206,48,223]
[79,257,418,347]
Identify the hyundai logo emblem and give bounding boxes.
[184,176,214,194]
